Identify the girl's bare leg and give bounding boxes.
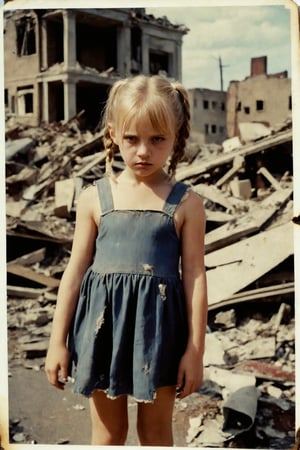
[89,391,128,445]
[137,386,176,446]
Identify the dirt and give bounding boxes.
[7,364,211,446]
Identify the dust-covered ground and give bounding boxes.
[7,364,216,447]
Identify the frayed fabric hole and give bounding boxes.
[95,307,106,334]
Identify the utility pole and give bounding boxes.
[218,56,229,92]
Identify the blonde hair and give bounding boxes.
[102,75,190,178]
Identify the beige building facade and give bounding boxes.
[188,88,227,145]
[227,56,292,139]
[4,8,187,129]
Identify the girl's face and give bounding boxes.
[110,117,176,180]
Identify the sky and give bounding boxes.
[147,3,294,91]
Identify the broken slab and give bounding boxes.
[233,360,295,382]
[54,178,76,218]
[205,221,294,305]
[5,137,35,161]
[205,188,292,253]
[239,122,272,143]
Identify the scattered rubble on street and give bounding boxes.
[6,115,296,448]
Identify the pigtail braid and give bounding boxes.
[102,79,127,175]
[103,126,116,175]
[168,83,191,178]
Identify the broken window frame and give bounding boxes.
[17,86,34,115]
[16,15,36,57]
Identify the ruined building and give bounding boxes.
[4,8,188,129]
[226,56,292,139]
[188,88,227,145]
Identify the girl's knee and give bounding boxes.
[90,392,128,445]
[91,423,128,446]
[137,419,173,446]
[137,387,175,446]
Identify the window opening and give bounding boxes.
[16,16,36,56]
[17,85,34,115]
[149,50,169,76]
[244,106,250,114]
[205,124,209,135]
[211,124,216,134]
[203,100,209,109]
[256,100,264,111]
[11,96,15,113]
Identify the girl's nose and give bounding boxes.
[137,142,150,158]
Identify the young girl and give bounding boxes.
[45,75,207,447]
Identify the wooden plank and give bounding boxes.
[175,129,292,181]
[207,282,294,311]
[74,151,106,177]
[257,166,282,190]
[193,184,240,210]
[7,285,47,298]
[205,210,233,223]
[205,221,294,306]
[205,188,292,253]
[7,248,46,267]
[7,263,60,288]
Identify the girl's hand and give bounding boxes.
[176,348,204,400]
[45,344,70,390]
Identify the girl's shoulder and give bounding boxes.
[76,183,101,224]
[78,182,98,202]
[177,185,206,220]
[181,185,204,207]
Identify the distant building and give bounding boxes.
[188,88,227,145]
[4,8,188,128]
[227,56,292,139]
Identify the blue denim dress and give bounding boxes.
[68,177,189,402]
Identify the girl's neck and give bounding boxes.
[109,169,174,211]
[117,168,172,187]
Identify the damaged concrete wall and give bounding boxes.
[4,7,187,130]
[4,10,42,127]
[227,56,292,139]
[188,88,227,145]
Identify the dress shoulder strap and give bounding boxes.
[95,177,114,214]
[163,182,190,216]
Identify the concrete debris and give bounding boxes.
[239,121,273,143]
[6,116,295,448]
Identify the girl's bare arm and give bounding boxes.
[176,190,208,399]
[45,186,98,389]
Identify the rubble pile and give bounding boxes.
[6,116,296,447]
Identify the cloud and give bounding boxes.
[146,5,292,90]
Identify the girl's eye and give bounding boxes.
[152,136,164,143]
[124,135,136,143]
